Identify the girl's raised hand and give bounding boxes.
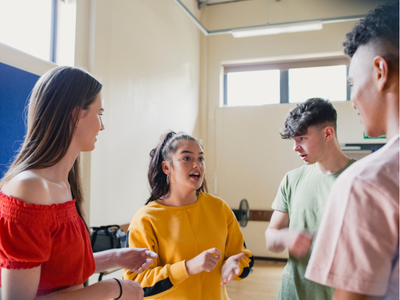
[220,253,245,285]
[117,248,158,273]
[185,248,221,275]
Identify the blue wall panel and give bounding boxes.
[0,62,39,176]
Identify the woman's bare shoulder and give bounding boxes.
[1,170,50,205]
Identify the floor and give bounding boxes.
[226,260,285,300]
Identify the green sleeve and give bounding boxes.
[271,173,289,213]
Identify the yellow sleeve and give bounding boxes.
[223,203,254,281]
[123,226,190,298]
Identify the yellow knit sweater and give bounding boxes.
[123,192,254,299]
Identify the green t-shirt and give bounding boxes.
[272,159,356,300]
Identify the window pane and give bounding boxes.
[0,0,52,61]
[226,70,280,107]
[289,65,347,103]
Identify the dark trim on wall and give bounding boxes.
[254,256,287,263]
[249,210,274,222]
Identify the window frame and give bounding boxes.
[223,57,350,106]
[50,0,58,63]
[0,0,58,63]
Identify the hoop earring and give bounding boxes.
[166,175,169,185]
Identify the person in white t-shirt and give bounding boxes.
[305,3,399,300]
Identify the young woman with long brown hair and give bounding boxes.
[0,66,156,300]
[123,131,254,299]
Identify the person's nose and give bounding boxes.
[293,142,301,152]
[193,160,200,169]
[100,117,105,131]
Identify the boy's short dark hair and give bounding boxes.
[343,2,399,63]
[280,98,337,139]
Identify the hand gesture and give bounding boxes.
[286,231,313,258]
[220,253,245,285]
[185,248,221,275]
[117,248,158,273]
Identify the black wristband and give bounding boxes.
[113,278,123,300]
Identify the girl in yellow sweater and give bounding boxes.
[123,131,253,299]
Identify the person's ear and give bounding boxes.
[162,161,170,175]
[71,106,79,121]
[70,106,81,130]
[71,106,88,122]
[324,126,335,142]
[373,56,389,91]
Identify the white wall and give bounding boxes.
[87,0,202,226]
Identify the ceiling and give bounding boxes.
[198,0,248,8]
[207,0,246,4]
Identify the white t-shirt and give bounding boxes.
[305,135,399,299]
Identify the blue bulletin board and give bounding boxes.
[0,62,39,176]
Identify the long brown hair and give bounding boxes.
[0,66,102,232]
[146,131,208,204]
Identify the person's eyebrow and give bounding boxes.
[180,151,204,155]
[180,150,193,155]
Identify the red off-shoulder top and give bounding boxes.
[0,191,95,296]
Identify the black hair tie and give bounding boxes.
[113,278,122,300]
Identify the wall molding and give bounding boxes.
[0,42,57,76]
[249,210,274,222]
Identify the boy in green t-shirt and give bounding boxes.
[265,98,355,300]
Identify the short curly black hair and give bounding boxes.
[280,98,337,139]
[343,2,399,58]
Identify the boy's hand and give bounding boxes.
[286,231,313,258]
